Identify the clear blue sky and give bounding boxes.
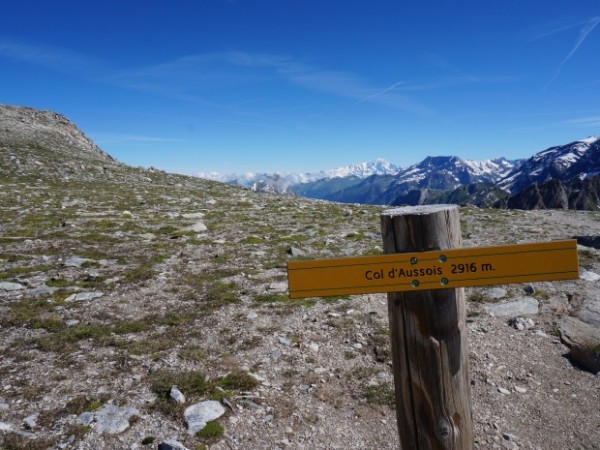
[1,1,599,174]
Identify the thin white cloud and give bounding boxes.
[544,16,600,89]
[354,81,404,105]
[0,39,110,78]
[562,116,600,128]
[0,40,431,116]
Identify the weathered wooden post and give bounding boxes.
[380,205,473,449]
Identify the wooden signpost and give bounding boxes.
[287,205,580,450]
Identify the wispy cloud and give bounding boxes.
[0,40,432,116]
[542,16,600,89]
[562,116,600,128]
[0,39,110,78]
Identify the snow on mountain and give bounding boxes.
[498,136,600,194]
[198,158,400,193]
[323,158,400,179]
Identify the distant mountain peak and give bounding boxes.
[323,158,400,179]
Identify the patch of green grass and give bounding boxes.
[203,281,239,308]
[179,345,205,361]
[122,253,169,283]
[197,420,224,438]
[255,293,290,304]
[344,232,367,241]
[364,383,395,407]
[0,264,53,280]
[467,291,485,303]
[240,236,263,244]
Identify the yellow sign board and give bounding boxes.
[287,240,579,298]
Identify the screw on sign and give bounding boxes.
[287,205,579,449]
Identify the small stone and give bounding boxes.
[65,292,104,302]
[498,387,510,395]
[23,413,38,429]
[523,284,536,295]
[94,404,139,434]
[158,439,189,450]
[508,317,535,331]
[268,282,288,293]
[186,221,207,232]
[352,343,363,350]
[182,212,205,219]
[63,256,92,267]
[247,311,258,320]
[0,422,12,432]
[287,247,304,256]
[170,386,186,404]
[78,412,94,426]
[0,282,25,291]
[485,287,507,299]
[579,271,600,282]
[484,297,539,317]
[514,386,527,394]
[122,210,132,217]
[278,336,293,346]
[307,342,319,353]
[184,401,225,435]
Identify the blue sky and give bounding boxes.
[1,1,599,174]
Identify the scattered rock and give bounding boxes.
[485,287,507,299]
[557,316,600,374]
[158,439,189,450]
[63,256,92,267]
[484,297,539,317]
[184,401,225,435]
[580,271,600,282]
[0,282,25,291]
[23,413,38,429]
[508,317,535,331]
[287,247,304,256]
[94,404,140,435]
[185,221,207,232]
[523,284,536,295]
[169,386,186,404]
[64,292,104,302]
[268,281,288,293]
[278,336,293,346]
[182,212,204,219]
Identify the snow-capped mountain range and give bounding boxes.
[199,136,600,210]
[498,136,600,194]
[198,158,401,193]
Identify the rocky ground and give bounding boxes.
[1,105,599,450]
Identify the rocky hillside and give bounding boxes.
[0,104,599,450]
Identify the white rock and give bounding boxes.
[184,401,225,435]
[182,212,205,219]
[498,387,511,395]
[0,282,25,291]
[65,292,104,302]
[485,287,507,299]
[94,404,139,434]
[307,342,320,353]
[170,386,186,404]
[580,271,600,282]
[484,297,539,317]
[0,421,12,431]
[186,221,207,232]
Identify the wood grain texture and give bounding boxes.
[381,205,473,450]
